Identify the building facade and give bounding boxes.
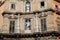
[0,0,60,40]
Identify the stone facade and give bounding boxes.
[0,0,60,40]
[2,0,55,33]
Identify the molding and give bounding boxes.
[2,8,55,16]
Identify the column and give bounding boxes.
[36,13,38,32]
[17,14,20,33]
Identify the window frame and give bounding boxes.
[24,18,31,30]
[9,20,15,33]
[41,18,47,32]
[10,3,16,10]
[25,1,31,12]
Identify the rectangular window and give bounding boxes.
[41,18,47,32]
[41,1,45,7]
[11,4,15,9]
[25,18,31,30]
[25,1,31,12]
[9,21,15,33]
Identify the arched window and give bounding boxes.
[25,0,31,12]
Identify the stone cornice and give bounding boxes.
[2,8,55,16]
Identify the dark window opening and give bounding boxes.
[11,4,15,9]
[55,5,58,8]
[41,1,44,7]
[41,18,47,32]
[9,21,15,33]
[25,18,31,30]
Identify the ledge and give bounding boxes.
[2,8,55,16]
[0,31,60,38]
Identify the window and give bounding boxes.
[25,18,31,30]
[25,1,31,12]
[41,1,45,7]
[41,18,47,32]
[11,3,15,9]
[55,5,58,8]
[9,21,15,33]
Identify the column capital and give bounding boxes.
[35,13,39,17]
[39,12,47,18]
[17,14,21,18]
